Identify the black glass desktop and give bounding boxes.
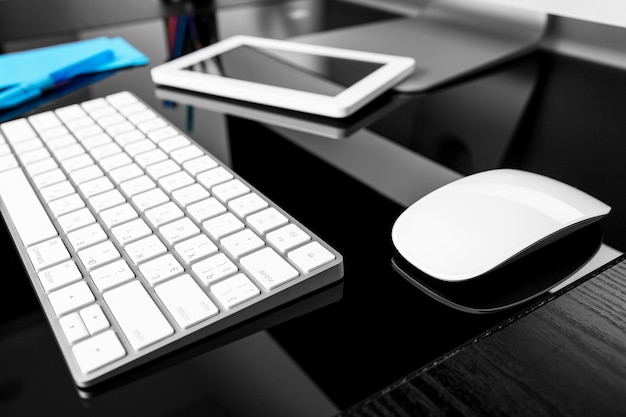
[1,1,626,416]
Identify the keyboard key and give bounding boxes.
[288,242,336,273]
[0,154,18,172]
[241,247,299,290]
[111,218,152,245]
[53,143,84,161]
[62,154,94,172]
[81,133,111,150]
[68,120,93,133]
[267,224,311,253]
[125,139,155,157]
[125,235,167,264]
[81,97,109,112]
[48,280,95,316]
[55,104,87,122]
[72,330,126,374]
[113,129,144,147]
[192,253,238,286]
[183,155,217,176]
[25,157,57,176]
[138,253,184,286]
[155,275,219,329]
[132,187,170,211]
[20,148,50,165]
[90,142,122,160]
[171,144,203,164]
[40,180,75,202]
[40,126,69,142]
[59,312,89,344]
[147,126,178,142]
[28,111,62,132]
[78,240,120,271]
[158,135,189,153]
[120,175,156,197]
[67,223,108,251]
[38,260,82,293]
[13,138,43,154]
[158,170,194,193]
[70,165,103,185]
[47,134,77,150]
[135,148,168,168]
[118,102,147,117]
[107,91,138,108]
[187,197,226,223]
[100,203,138,228]
[103,280,173,351]
[110,163,143,184]
[80,177,114,198]
[80,304,110,335]
[27,237,70,271]
[146,159,180,179]
[203,212,244,240]
[57,207,96,233]
[100,152,132,171]
[137,117,167,134]
[145,202,183,227]
[174,234,218,264]
[212,179,250,202]
[67,117,96,131]
[221,229,265,258]
[106,121,138,138]
[74,124,104,141]
[106,122,138,139]
[66,117,97,131]
[128,109,158,124]
[90,259,135,292]
[172,183,210,207]
[97,113,125,127]
[0,167,58,246]
[49,193,85,217]
[88,189,125,212]
[246,207,288,234]
[197,166,233,189]
[159,217,200,244]
[229,192,268,218]
[210,273,260,310]
[0,118,37,143]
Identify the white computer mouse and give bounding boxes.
[391,169,611,282]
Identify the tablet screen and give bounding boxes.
[182,45,385,97]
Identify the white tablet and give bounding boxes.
[150,35,415,118]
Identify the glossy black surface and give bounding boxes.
[2,1,626,416]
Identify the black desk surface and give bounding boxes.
[1,1,625,415]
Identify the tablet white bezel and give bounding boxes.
[150,35,415,118]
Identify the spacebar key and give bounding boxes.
[104,280,174,351]
[0,168,58,247]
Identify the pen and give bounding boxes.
[0,49,115,110]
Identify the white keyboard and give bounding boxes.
[0,92,343,388]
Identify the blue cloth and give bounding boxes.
[0,36,148,90]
